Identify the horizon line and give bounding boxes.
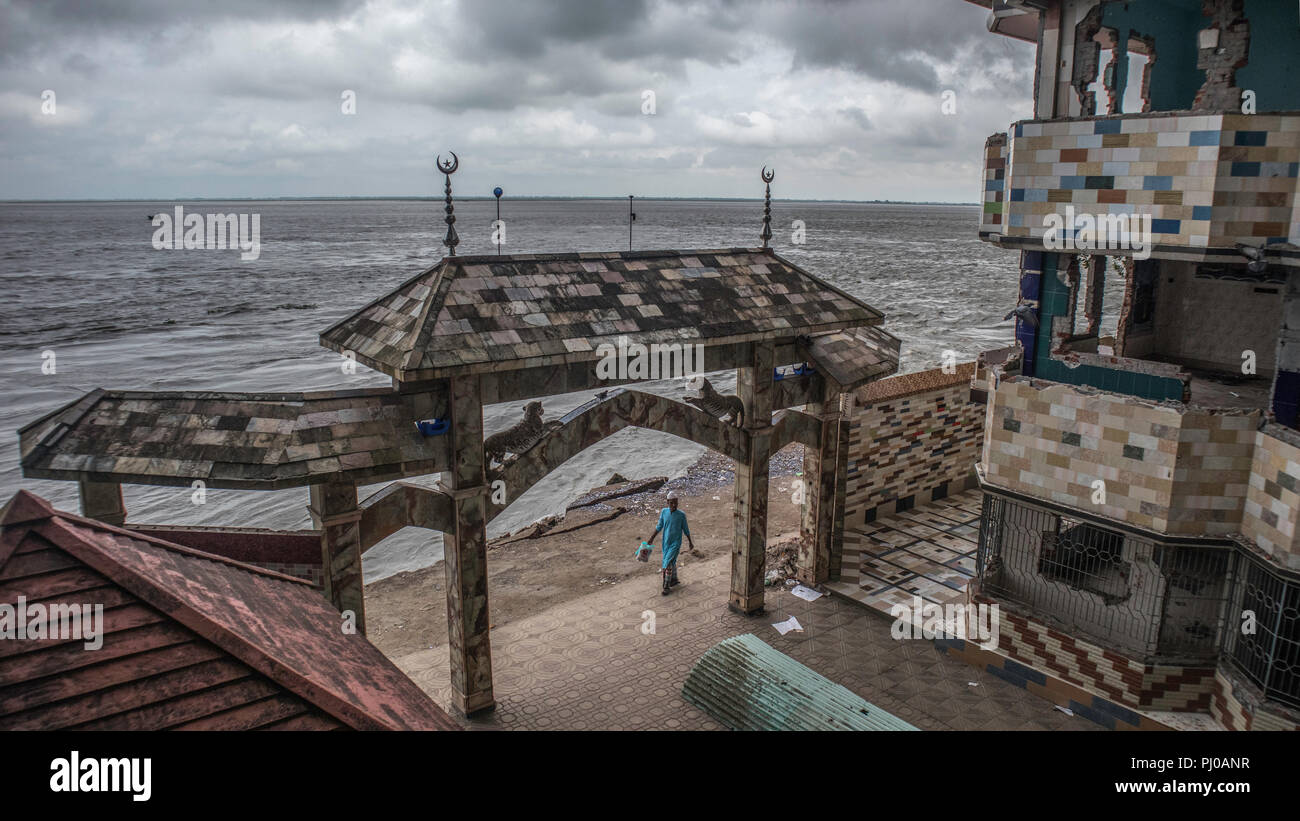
[0,195,980,206]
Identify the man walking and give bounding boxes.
[647,490,694,595]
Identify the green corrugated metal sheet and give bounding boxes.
[681,633,918,731]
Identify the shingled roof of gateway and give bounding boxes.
[803,325,901,391]
[319,248,886,381]
[18,387,449,489]
[0,491,460,731]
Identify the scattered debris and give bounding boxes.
[764,535,800,585]
[567,476,667,511]
[790,584,823,602]
[496,506,626,545]
[772,615,803,636]
[1054,705,1074,717]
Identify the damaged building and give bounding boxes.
[968,0,1300,729]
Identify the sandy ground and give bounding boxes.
[365,445,806,660]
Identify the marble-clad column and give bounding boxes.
[441,373,494,714]
[731,342,775,615]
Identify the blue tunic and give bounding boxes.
[655,507,690,569]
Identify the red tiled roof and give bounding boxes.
[0,491,458,731]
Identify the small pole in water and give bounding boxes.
[628,195,636,252]
[493,186,503,256]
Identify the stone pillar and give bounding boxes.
[731,342,775,615]
[796,382,840,586]
[828,393,852,580]
[1016,251,1044,376]
[1271,271,1300,429]
[441,374,494,714]
[79,481,126,526]
[308,481,365,634]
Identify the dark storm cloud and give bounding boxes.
[458,0,652,56]
[751,0,1025,92]
[0,0,1035,200]
[0,0,368,63]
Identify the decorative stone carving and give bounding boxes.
[484,400,560,467]
[685,378,746,428]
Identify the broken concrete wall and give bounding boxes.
[1193,0,1250,112]
[1099,0,1202,112]
[1151,260,1283,375]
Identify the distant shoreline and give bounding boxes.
[0,196,980,207]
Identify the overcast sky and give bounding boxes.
[0,0,1034,202]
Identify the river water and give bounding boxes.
[0,198,1028,580]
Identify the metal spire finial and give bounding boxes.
[437,152,460,256]
[760,166,774,248]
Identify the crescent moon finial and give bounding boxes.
[761,166,775,183]
[437,151,459,175]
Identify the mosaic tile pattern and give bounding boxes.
[844,366,984,529]
[938,635,1178,731]
[983,112,1300,251]
[321,249,886,381]
[19,387,450,489]
[980,132,1008,238]
[982,376,1261,536]
[1212,667,1253,730]
[392,550,1096,731]
[826,490,982,614]
[978,597,1218,714]
[802,325,901,391]
[1241,423,1300,571]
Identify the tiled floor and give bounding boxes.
[825,490,982,617]
[392,540,1097,731]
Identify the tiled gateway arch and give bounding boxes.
[19,247,899,715]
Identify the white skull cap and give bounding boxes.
[666,490,679,500]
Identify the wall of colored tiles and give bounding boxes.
[982,375,1261,536]
[1241,424,1300,572]
[843,371,984,529]
[1211,666,1300,731]
[981,133,1008,238]
[986,597,1217,711]
[984,112,1299,250]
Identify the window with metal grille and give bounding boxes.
[1040,518,1131,605]
[977,493,1232,662]
[1224,554,1300,710]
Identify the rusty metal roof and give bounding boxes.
[18,387,449,489]
[319,248,886,381]
[0,491,460,731]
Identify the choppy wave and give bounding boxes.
[0,198,1112,582]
